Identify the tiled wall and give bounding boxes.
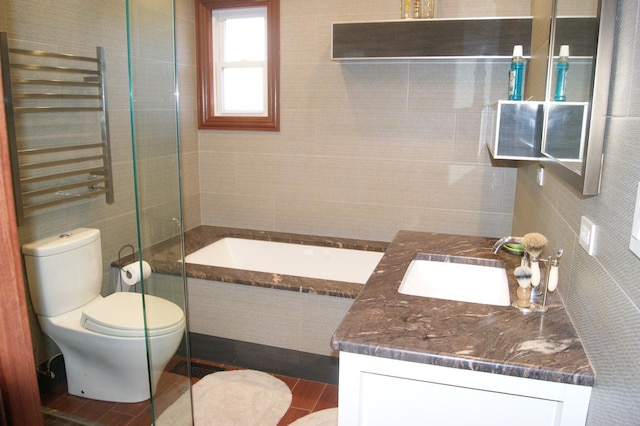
[512,0,640,423]
[197,0,532,242]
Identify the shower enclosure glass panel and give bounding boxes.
[0,0,192,423]
[126,0,192,423]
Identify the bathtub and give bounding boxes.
[184,237,384,284]
[142,226,389,357]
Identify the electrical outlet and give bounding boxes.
[630,182,640,259]
[536,167,545,186]
[580,216,596,256]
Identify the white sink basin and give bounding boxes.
[398,254,510,306]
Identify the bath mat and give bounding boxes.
[290,408,338,426]
[156,369,292,426]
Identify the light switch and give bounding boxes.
[630,182,640,259]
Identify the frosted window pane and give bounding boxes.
[224,17,265,62]
[222,68,264,111]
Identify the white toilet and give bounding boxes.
[22,228,186,403]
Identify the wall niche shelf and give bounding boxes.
[331,18,533,60]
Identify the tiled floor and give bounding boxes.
[40,357,338,425]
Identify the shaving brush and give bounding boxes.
[514,265,532,308]
[521,233,548,288]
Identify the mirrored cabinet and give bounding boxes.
[485,0,617,196]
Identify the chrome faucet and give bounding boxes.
[492,236,523,255]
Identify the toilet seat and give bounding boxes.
[81,292,184,338]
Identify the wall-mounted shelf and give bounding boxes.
[332,18,533,60]
[331,17,596,61]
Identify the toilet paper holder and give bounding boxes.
[117,245,153,291]
[118,244,136,279]
[116,244,137,291]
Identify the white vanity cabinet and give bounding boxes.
[338,352,592,426]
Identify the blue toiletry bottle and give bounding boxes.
[554,45,570,102]
[508,45,524,101]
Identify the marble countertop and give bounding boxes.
[330,230,594,386]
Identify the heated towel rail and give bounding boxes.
[0,32,113,225]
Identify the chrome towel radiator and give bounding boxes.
[0,32,114,225]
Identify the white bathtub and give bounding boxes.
[185,237,384,284]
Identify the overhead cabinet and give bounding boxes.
[331,17,595,60]
[332,18,533,60]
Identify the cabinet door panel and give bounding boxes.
[358,371,561,426]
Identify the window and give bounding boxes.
[214,8,266,115]
[196,0,280,131]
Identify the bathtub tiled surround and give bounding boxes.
[126,226,389,357]
[143,225,389,298]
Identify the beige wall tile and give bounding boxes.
[188,278,353,356]
[198,0,521,240]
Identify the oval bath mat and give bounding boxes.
[291,408,338,426]
[156,369,292,426]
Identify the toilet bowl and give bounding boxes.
[22,228,186,403]
[40,292,185,402]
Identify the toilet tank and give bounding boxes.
[22,228,103,317]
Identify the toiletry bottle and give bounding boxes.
[554,45,570,102]
[401,0,412,19]
[419,0,435,18]
[508,45,524,101]
[413,0,420,18]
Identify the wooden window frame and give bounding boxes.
[196,0,280,131]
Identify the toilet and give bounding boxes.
[22,228,186,403]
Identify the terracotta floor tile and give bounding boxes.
[124,406,152,426]
[313,384,338,411]
[191,358,225,369]
[111,400,149,417]
[39,385,67,406]
[219,364,243,371]
[278,406,310,425]
[290,379,327,411]
[97,409,135,425]
[151,384,189,418]
[73,399,117,421]
[155,371,184,394]
[274,373,299,391]
[47,395,88,414]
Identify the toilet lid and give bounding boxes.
[81,292,185,338]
